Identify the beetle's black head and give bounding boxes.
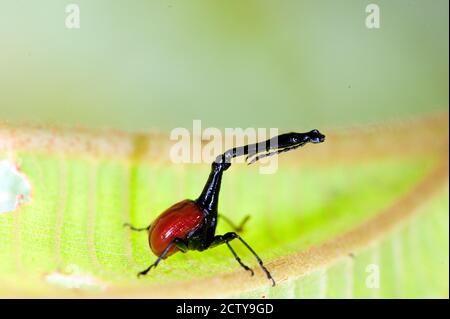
[307,129,325,144]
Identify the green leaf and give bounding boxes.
[0,115,448,298]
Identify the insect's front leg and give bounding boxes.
[218,214,250,232]
[209,232,254,276]
[209,232,275,286]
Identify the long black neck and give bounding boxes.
[195,130,325,215]
[196,162,229,215]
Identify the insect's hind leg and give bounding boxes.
[123,223,151,232]
[137,238,187,277]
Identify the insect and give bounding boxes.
[124,129,325,286]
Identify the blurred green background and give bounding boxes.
[0,0,448,131]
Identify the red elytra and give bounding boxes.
[148,199,204,257]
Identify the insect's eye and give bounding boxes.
[308,129,325,143]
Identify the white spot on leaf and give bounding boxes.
[45,264,107,291]
[0,160,32,214]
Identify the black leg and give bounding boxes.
[137,238,187,277]
[218,214,250,232]
[226,241,254,276]
[209,232,275,286]
[236,235,276,286]
[123,222,151,232]
[210,233,253,276]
